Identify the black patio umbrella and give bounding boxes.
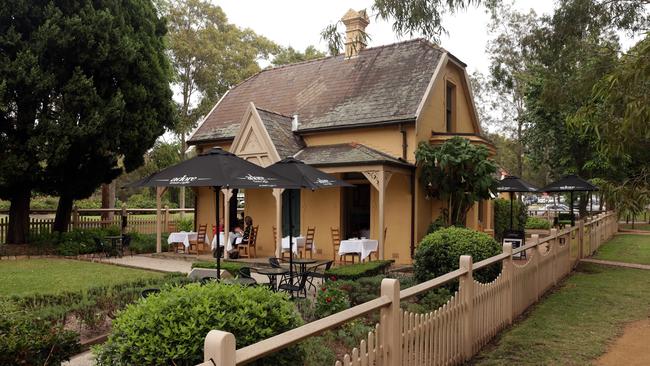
[496,175,538,231]
[266,157,353,284]
[541,174,598,226]
[129,148,301,279]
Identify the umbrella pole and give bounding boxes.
[510,192,514,231]
[215,186,221,280]
[289,189,294,287]
[570,191,575,227]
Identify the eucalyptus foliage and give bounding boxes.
[415,137,498,226]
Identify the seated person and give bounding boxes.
[237,216,253,244]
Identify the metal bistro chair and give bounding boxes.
[306,260,334,292]
[91,237,108,259]
[278,271,309,298]
[121,234,132,257]
[140,288,161,299]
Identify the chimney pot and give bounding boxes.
[341,9,369,58]
[291,114,299,131]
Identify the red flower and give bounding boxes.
[321,287,327,292]
[326,297,332,303]
[330,276,337,281]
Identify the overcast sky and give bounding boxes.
[217,0,557,74]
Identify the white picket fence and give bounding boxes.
[199,211,617,366]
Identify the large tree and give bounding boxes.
[159,0,277,210]
[271,45,326,66]
[0,0,176,238]
[485,4,538,177]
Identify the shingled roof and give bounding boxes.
[294,143,413,168]
[255,108,305,159]
[189,39,445,144]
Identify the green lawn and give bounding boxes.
[593,234,650,265]
[472,262,650,365]
[619,223,650,231]
[0,259,163,296]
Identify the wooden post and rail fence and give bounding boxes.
[0,207,195,244]
[199,211,618,366]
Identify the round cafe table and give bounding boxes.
[291,258,318,274]
[254,267,289,290]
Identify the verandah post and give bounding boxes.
[459,255,474,360]
[204,330,236,366]
[380,278,401,365]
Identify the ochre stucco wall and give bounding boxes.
[302,124,417,163]
[300,187,342,261]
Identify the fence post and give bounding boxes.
[577,220,585,258]
[459,255,474,360]
[549,228,558,284]
[72,206,80,229]
[530,234,540,301]
[380,278,401,365]
[204,330,236,366]
[502,243,514,325]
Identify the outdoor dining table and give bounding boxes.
[338,238,378,261]
[254,267,289,290]
[281,236,315,254]
[210,232,241,252]
[167,231,209,251]
[105,235,123,257]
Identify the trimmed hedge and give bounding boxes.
[191,260,245,276]
[414,227,501,284]
[325,260,393,280]
[1,273,190,365]
[526,216,551,230]
[94,283,304,365]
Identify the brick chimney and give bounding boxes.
[341,9,369,58]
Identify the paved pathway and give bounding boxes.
[580,258,650,270]
[63,351,94,366]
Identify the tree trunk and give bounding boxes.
[53,194,74,232]
[101,181,116,227]
[179,134,186,217]
[7,188,31,244]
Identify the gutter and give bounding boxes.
[296,118,415,134]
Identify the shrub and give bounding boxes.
[325,260,393,280]
[426,215,448,234]
[315,285,350,318]
[526,216,551,230]
[128,232,166,253]
[191,260,245,276]
[414,227,502,284]
[126,192,178,208]
[176,216,194,232]
[494,198,527,241]
[94,283,304,365]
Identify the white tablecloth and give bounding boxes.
[338,239,378,261]
[210,232,241,252]
[281,236,314,254]
[168,231,208,248]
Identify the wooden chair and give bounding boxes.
[300,227,316,259]
[331,227,358,264]
[239,225,258,258]
[188,224,207,254]
[167,222,184,253]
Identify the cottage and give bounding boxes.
[187,9,495,264]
